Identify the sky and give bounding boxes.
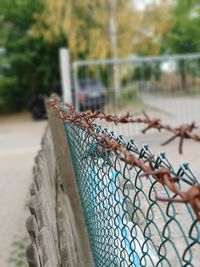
[133,0,161,10]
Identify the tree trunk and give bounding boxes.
[29,75,37,98]
[179,60,187,91]
[108,0,120,98]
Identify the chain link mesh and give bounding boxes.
[63,117,199,267]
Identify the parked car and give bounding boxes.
[29,79,107,119]
[28,94,47,120]
[28,81,62,120]
[76,79,108,111]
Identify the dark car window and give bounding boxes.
[79,79,100,90]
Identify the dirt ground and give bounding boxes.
[0,114,46,267]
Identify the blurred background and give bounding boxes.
[0,0,200,266]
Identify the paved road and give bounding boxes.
[142,94,200,126]
[0,117,46,266]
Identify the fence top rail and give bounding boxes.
[73,53,200,67]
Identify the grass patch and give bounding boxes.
[105,85,145,113]
[8,237,29,267]
[104,85,174,116]
[118,86,139,105]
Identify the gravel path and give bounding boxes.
[0,117,46,267]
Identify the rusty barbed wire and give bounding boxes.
[48,97,200,154]
[47,97,200,221]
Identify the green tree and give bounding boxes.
[32,0,142,60]
[134,1,173,56]
[165,0,200,90]
[0,0,66,113]
[166,0,200,53]
[0,0,174,113]
[32,0,173,59]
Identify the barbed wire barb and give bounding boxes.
[47,97,200,221]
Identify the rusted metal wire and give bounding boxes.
[47,97,200,221]
[48,97,200,154]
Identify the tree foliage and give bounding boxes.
[134,1,173,55]
[0,0,177,113]
[32,0,172,59]
[163,0,200,90]
[0,0,66,113]
[32,0,138,59]
[165,0,200,53]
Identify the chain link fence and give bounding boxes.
[72,54,200,137]
[59,104,200,267]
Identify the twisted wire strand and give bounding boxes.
[47,97,200,221]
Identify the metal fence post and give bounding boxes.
[59,48,72,104]
[72,63,80,112]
